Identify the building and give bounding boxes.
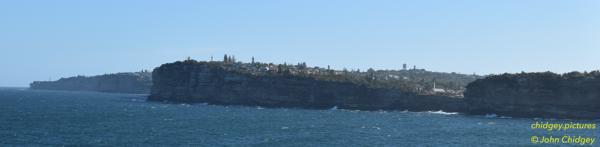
[433,82,446,93]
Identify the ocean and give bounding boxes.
[0,87,597,146]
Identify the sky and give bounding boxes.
[0,0,599,87]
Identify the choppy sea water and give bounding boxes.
[0,88,598,146]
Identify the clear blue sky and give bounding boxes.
[1,0,599,87]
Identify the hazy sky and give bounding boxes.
[1,0,599,86]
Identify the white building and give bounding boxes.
[433,82,446,93]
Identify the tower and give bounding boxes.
[252,56,255,64]
[403,64,407,70]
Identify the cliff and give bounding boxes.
[464,72,600,119]
[30,72,152,94]
[149,60,466,112]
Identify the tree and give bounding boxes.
[283,68,291,75]
[226,56,232,63]
[277,65,282,73]
[367,68,376,81]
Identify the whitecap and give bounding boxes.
[427,110,458,115]
[484,114,498,118]
[329,106,338,110]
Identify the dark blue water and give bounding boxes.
[0,88,598,146]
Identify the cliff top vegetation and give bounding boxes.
[164,55,482,97]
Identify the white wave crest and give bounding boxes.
[484,114,498,118]
[329,106,338,110]
[427,110,458,115]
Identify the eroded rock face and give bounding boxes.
[148,61,465,112]
[464,72,600,119]
[30,72,152,94]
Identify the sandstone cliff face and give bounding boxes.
[464,72,600,119]
[149,61,465,112]
[30,72,152,94]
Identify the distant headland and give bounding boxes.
[30,71,152,94]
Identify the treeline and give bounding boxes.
[478,71,600,81]
[467,71,600,92]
